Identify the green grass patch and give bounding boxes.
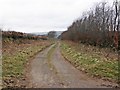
[47,43,57,72]
[60,41,118,82]
[2,42,52,81]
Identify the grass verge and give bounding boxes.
[2,40,53,88]
[47,43,57,72]
[60,41,118,83]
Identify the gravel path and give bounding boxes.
[27,42,116,88]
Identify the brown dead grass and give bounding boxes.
[2,39,53,88]
[66,41,118,61]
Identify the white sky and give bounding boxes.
[0,0,114,33]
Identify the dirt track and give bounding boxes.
[27,42,116,88]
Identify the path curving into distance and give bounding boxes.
[27,42,116,88]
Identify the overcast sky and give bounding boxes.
[0,0,114,33]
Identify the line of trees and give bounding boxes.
[61,0,120,50]
[2,31,48,40]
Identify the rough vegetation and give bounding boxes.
[2,31,53,88]
[2,31,48,40]
[60,0,120,85]
[1,0,120,88]
[61,41,118,82]
[60,1,120,50]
